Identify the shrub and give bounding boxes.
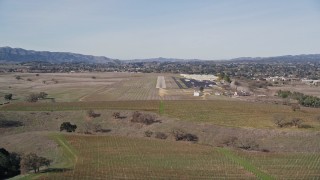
[60,122,77,132]
[183,134,199,142]
[87,110,100,118]
[113,112,120,118]
[282,121,294,127]
[26,93,39,102]
[15,75,21,80]
[273,115,286,128]
[291,104,300,111]
[27,78,32,81]
[4,94,13,100]
[113,112,126,119]
[38,92,48,99]
[222,137,261,151]
[222,136,238,147]
[26,92,48,102]
[237,139,259,151]
[155,132,167,139]
[144,130,153,137]
[277,90,291,98]
[94,124,103,132]
[291,118,303,127]
[131,111,160,125]
[172,129,198,142]
[274,116,305,128]
[84,122,102,133]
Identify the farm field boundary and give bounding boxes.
[0,101,160,111]
[217,148,274,180]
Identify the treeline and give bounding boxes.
[277,90,320,108]
[217,73,231,83]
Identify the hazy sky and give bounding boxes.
[1,0,320,59]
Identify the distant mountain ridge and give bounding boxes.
[0,47,119,64]
[0,46,319,63]
[124,57,204,63]
[229,54,320,62]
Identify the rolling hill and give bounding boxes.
[0,47,119,64]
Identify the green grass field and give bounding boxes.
[162,100,320,129]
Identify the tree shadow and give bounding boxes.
[92,113,101,118]
[0,120,23,128]
[98,129,111,133]
[45,97,56,103]
[40,168,72,173]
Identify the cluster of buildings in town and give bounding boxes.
[266,76,320,86]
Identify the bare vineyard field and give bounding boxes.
[36,134,320,179]
[234,150,320,179]
[43,134,256,179]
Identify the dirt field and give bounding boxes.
[0,72,130,102]
[0,73,203,103]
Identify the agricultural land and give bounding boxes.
[1,72,320,179]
